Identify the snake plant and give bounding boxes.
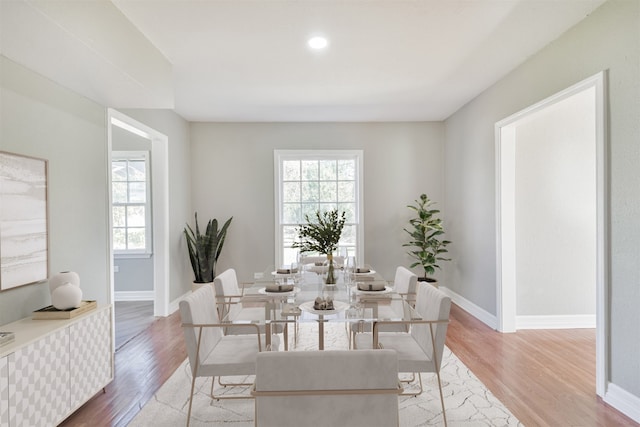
[184,213,232,283]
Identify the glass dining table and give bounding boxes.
[231,266,422,350]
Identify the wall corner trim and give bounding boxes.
[516,314,596,329]
[114,291,154,301]
[604,382,640,423]
[439,286,498,330]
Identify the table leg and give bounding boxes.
[318,320,324,350]
[266,323,272,350]
[284,323,289,351]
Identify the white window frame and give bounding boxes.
[112,150,152,258]
[274,149,364,268]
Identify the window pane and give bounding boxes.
[319,181,337,202]
[301,181,319,202]
[301,160,318,181]
[112,161,128,181]
[318,202,337,214]
[301,203,319,221]
[113,228,126,250]
[338,160,355,180]
[129,182,146,203]
[127,206,145,227]
[282,226,298,246]
[338,202,356,222]
[340,224,356,245]
[112,206,126,227]
[282,182,300,203]
[282,203,301,224]
[319,160,337,181]
[283,160,300,181]
[127,228,146,250]
[338,181,355,202]
[128,160,146,181]
[283,248,299,267]
[112,182,127,203]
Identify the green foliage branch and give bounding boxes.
[292,209,346,256]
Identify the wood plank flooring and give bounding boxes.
[60,303,638,426]
[446,304,638,427]
[114,301,155,350]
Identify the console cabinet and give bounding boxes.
[0,305,113,427]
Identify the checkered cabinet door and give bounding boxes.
[1,354,9,427]
[70,307,113,410]
[13,328,70,427]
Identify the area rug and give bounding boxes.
[130,323,522,426]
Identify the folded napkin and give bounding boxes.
[355,267,371,273]
[276,267,298,274]
[357,282,386,291]
[353,274,374,281]
[265,283,294,292]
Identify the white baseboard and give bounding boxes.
[114,290,154,301]
[439,286,498,330]
[516,314,596,329]
[605,382,640,423]
[168,290,192,315]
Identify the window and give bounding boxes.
[111,151,152,256]
[275,150,364,267]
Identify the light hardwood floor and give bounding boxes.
[61,303,638,426]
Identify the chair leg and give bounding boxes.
[435,370,448,427]
[186,369,198,427]
[399,372,423,397]
[211,376,255,400]
[218,376,253,387]
[399,372,416,384]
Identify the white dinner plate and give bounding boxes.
[258,286,300,296]
[356,285,391,295]
[351,269,376,276]
[271,270,299,276]
[299,300,349,316]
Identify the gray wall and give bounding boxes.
[112,125,153,294]
[0,55,109,324]
[444,0,639,397]
[190,122,444,284]
[120,109,193,302]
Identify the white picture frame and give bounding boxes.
[0,151,49,291]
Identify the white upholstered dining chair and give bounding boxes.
[214,268,287,349]
[179,285,279,427]
[252,349,402,427]
[349,266,418,347]
[354,281,451,426]
[392,265,418,306]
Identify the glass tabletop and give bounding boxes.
[235,268,421,325]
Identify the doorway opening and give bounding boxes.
[107,109,170,327]
[495,72,607,396]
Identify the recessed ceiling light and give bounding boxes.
[308,36,328,50]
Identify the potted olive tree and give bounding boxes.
[184,213,233,288]
[403,194,451,286]
[292,209,346,285]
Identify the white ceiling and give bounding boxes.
[2,0,606,122]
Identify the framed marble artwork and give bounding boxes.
[0,151,49,291]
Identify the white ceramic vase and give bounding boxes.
[49,271,80,293]
[51,282,83,310]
